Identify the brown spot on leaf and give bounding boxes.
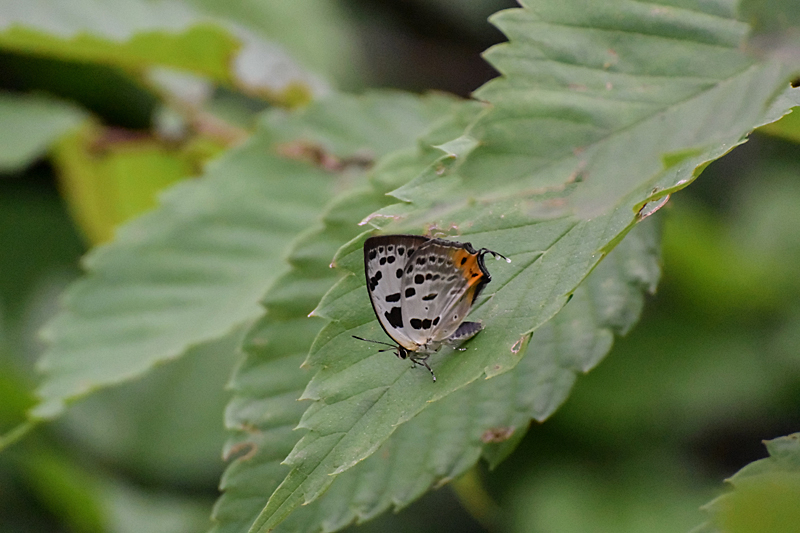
[511,336,525,354]
[481,426,515,443]
[275,141,373,172]
[224,441,258,462]
[88,127,153,154]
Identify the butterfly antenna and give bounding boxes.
[352,335,396,348]
[480,248,511,263]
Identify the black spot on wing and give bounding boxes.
[405,288,416,298]
[387,256,395,263]
[385,307,403,329]
[410,318,432,330]
[386,293,400,303]
[379,257,386,265]
[422,293,437,301]
[398,247,405,256]
[368,250,377,260]
[368,270,382,291]
[396,268,404,278]
[432,316,440,326]
[414,274,424,284]
[460,257,467,265]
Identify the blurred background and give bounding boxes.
[1,0,798,532]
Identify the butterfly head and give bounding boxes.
[396,345,410,360]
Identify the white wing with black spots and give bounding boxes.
[364,235,429,350]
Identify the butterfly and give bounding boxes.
[353,234,508,382]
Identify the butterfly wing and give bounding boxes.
[364,235,431,350]
[400,239,493,345]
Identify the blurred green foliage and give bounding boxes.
[0,1,799,533]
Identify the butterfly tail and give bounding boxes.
[447,321,483,343]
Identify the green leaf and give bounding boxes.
[694,433,800,533]
[59,328,243,487]
[0,91,86,173]
[0,0,330,104]
[32,107,337,420]
[758,88,800,143]
[741,0,800,33]
[209,92,460,533]
[183,0,359,88]
[265,218,660,533]
[53,123,198,244]
[252,2,800,530]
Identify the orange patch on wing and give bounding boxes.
[462,283,480,303]
[451,249,485,287]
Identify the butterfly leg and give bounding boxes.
[410,355,436,382]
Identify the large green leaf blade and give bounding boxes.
[251,2,800,530]
[32,113,335,420]
[209,92,460,533]
[0,0,334,102]
[268,217,661,533]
